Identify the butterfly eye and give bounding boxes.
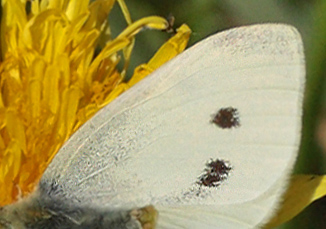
[198,159,232,187]
[212,107,240,129]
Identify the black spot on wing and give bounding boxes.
[212,107,240,129]
[197,159,232,187]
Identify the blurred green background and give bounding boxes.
[110,1,326,228]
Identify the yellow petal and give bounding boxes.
[117,16,170,40]
[5,109,26,153]
[264,175,326,228]
[117,0,132,25]
[65,0,89,21]
[128,24,192,87]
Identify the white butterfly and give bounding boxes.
[0,24,305,229]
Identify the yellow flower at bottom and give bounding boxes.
[0,0,191,206]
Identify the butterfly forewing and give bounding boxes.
[42,24,305,228]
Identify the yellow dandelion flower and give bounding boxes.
[0,0,191,206]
